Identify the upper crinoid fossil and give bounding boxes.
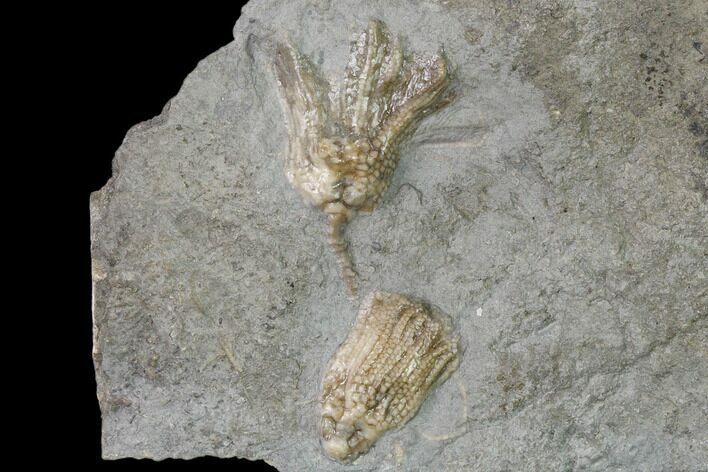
[274,19,453,295]
[319,291,460,462]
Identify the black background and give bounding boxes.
[72,3,278,471]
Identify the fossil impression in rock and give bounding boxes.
[274,20,453,295]
[320,291,460,462]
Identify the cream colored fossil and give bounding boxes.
[319,291,460,462]
[274,20,453,295]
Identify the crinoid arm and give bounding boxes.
[341,20,402,134]
[274,42,339,207]
[373,50,453,177]
[338,20,453,213]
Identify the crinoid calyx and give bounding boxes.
[319,291,460,462]
[274,20,453,295]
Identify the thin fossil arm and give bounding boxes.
[344,20,389,134]
[274,42,338,207]
[274,42,326,148]
[376,53,452,155]
[368,35,404,130]
[375,35,403,97]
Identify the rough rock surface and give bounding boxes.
[91,0,707,470]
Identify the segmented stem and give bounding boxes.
[327,213,358,296]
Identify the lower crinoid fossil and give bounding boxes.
[274,20,453,295]
[319,291,460,462]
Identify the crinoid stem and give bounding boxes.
[325,208,358,296]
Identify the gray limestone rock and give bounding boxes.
[91,0,708,470]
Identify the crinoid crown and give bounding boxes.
[319,291,460,461]
[274,20,453,295]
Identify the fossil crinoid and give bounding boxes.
[319,291,460,462]
[274,20,453,295]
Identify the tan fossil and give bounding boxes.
[274,20,453,295]
[319,291,460,462]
